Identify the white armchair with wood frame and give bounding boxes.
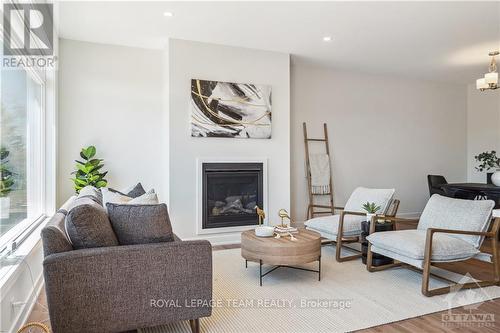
[366,194,500,297]
[304,187,397,262]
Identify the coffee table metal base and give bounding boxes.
[245,257,321,286]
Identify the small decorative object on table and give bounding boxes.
[255,226,274,237]
[274,226,299,240]
[278,208,291,227]
[254,206,274,237]
[255,205,265,225]
[475,150,500,185]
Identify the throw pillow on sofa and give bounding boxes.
[128,190,158,204]
[108,182,146,198]
[106,203,174,245]
[77,185,103,205]
[102,187,157,206]
[65,202,119,249]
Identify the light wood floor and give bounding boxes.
[26,241,500,332]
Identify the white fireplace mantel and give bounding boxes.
[196,157,269,235]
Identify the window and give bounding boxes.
[0,67,45,255]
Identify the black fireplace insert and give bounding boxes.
[202,162,263,229]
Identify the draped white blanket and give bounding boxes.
[309,153,331,194]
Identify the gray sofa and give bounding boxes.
[41,195,212,333]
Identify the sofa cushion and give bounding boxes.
[367,229,479,261]
[77,185,103,205]
[65,202,119,249]
[304,214,365,238]
[344,187,395,213]
[417,195,494,248]
[106,203,174,245]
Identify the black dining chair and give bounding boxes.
[427,175,448,197]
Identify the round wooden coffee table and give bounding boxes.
[241,229,321,286]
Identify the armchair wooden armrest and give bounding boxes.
[426,217,500,239]
[340,210,366,217]
[369,215,420,234]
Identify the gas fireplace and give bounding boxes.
[202,162,263,229]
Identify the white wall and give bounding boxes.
[57,39,165,205]
[168,39,290,243]
[57,38,473,242]
[466,85,500,182]
[291,63,468,220]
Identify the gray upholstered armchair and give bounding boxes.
[41,197,212,333]
[366,194,500,296]
[304,187,397,262]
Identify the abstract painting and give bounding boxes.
[190,79,272,138]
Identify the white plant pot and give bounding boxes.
[0,197,10,219]
[366,213,376,222]
[492,171,500,186]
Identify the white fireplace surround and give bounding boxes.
[196,157,269,235]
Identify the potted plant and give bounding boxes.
[71,145,108,193]
[0,147,14,219]
[362,201,381,223]
[475,151,500,185]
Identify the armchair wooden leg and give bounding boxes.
[335,235,362,262]
[421,229,438,296]
[335,214,361,262]
[189,319,200,333]
[492,237,500,285]
[366,243,374,271]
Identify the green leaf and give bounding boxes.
[76,163,89,173]
[85,146,96,159]
[80,150,88,161]
[95,180,107,188]
[88,158,102,166]
[74,178,87,185]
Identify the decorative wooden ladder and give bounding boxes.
[303,122,335,220]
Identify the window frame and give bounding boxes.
[0,67,47,255]
[0,1,50,257]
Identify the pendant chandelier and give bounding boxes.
[476,51,499,91]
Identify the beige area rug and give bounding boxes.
[140,246,500,333]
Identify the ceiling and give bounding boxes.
[57,1,500,84]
